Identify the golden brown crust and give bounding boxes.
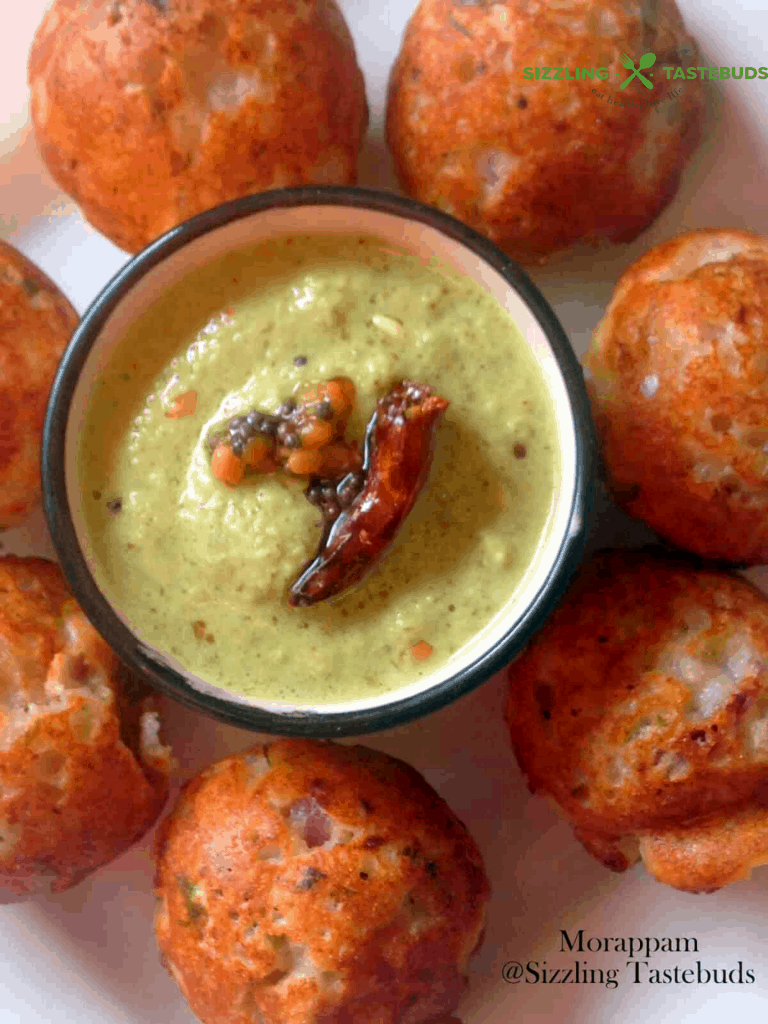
[154,738,489,1024]
[506,550,768,891]
[586,228,768,564]
[639,805,768,893]
[386,0,704,264]
[0,243,78,528]
[0,556,171,898]
[29,0,369,253]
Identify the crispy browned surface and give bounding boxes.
[0,243,78,529]
[154,739,489,1024]
[386,0,704,264]
[0,556,171,899]
[586,228,768,564]
[29,0,369,253]
[506,550,768,892]
[639,804,768,893]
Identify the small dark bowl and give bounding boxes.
[43,186,595,737]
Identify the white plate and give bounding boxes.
[2,2,768,1022]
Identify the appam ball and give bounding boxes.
[0,557,172,899]
[154,738,489,1024]
[29,0,368,253]
[586,228,768,565]
[506,550,768,893]
[386,0,704,264]
[0,242,78,529]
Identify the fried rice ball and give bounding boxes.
[0,242,78,529]
[506,550,768,893]
[386,0,704,264]
[586,228,768,565]
[0,556,172,899]
[154,738,489,1024]
[29,0,368,253]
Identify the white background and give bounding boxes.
[2,1,768,1021]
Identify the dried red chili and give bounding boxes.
[288,381,449,607]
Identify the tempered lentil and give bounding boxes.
[215,379,363,486]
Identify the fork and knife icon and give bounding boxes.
[620,52,656,89]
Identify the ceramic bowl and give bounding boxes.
[43,185,595,736]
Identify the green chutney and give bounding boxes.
[78,235,560,704]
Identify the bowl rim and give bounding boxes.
[42,184,595,737]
